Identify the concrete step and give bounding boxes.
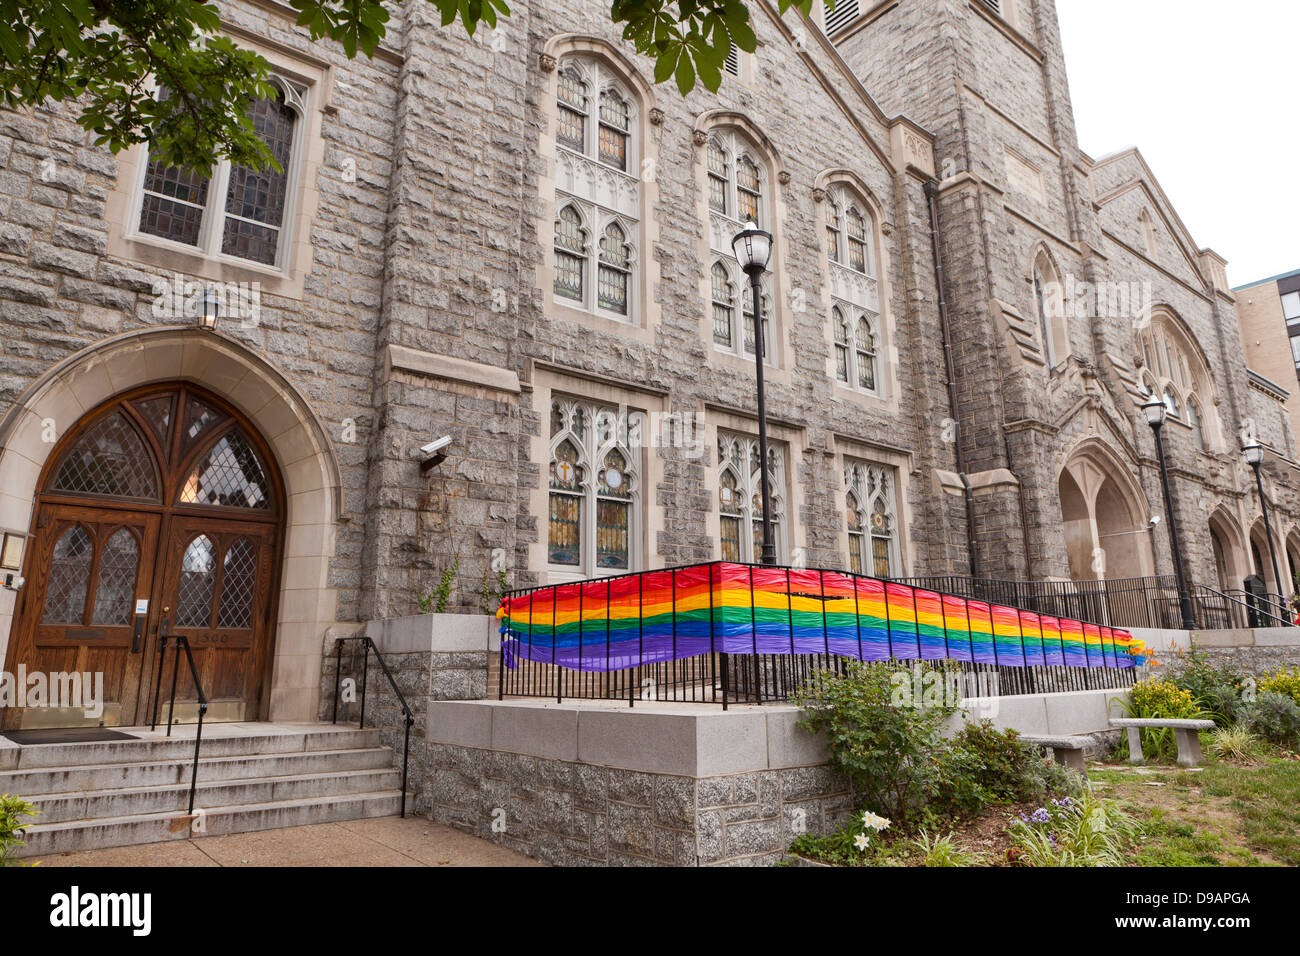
[1,724,383,771]
[21,789,404,858]
[0,746,395,795]
[26,767,403,823]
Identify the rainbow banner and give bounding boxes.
[497,562,1148,672]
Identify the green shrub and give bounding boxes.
[1259,667,1300,708]
[1114,679,1207,761]
[1024,752,1087,802]
[1168,651,1250,726]
[0,795,38,866]
[795,661,959,829]
[951,719,1035,804]
[1248,691,1300,747]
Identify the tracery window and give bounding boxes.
[844,460,900,578]
[1137,312,1218,449]
[552,55,640,323]
[717,431,785,563]
[825,183,882,395]
[548,397,639,576]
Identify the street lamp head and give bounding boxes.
[1243,439,1264,467]
[731,221,773,276]
[1140,394,1167,428]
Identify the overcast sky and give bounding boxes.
[1056,0,1299,288]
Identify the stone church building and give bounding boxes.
[0,0,1294,727]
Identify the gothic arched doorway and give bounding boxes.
[2,383,284,728]
[1057,441,1154,581]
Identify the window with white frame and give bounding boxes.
[844,460,900,578]
[717,431,785,563]
[135,77,306,269]
[706,129,775,363]
[825,183,881,394]
[547,397,639,576]
[552,56,640,323]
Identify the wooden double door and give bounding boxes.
[2,384,284,729]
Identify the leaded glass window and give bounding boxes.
[553,56,641,324]
[598,88,630,170]
[845,461,899,578]
[137,78,304,268]
[51,412,159,501]
[221,90,297,265]
[41,525,93,624]
[557,67,588,151]
[597,222,631,314]
[826,196,842,264]
[91,528,139,626]
[855,316,876,391]
[1136,312,1217,448]
[712,261,734,347]
[217,537,258,629]
[833,307,850,383]
[742,283,771,359]
[716,431,785,563]
[708,141,728,214]
[176,535,216,627]
[548,398,640,576]
[179,430,271,509]
[846,206,868,273]
[554,204,587,302]
[736,156,761,226]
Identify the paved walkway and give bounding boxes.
[33,817,545,867]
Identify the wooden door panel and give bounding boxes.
[2,506,159,728]
[157,517,276,721]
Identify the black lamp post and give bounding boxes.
[1243,439,1284,605]
[732,220,776,566]
[1142,395,1196,629]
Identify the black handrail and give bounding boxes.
[1201,584,1293,628]
[331,636,415,818]
[148,621,207,816]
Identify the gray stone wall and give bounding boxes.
[425,742,856,866]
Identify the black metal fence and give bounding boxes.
[894,574,1294,631]
[499,649,1136,706]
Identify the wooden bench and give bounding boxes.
[1020,735,1089,776]
[1109,718,1216,768]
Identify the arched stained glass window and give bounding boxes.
[712,261,735,347]
[51,412,158,501]
[554,204,587,302]
[41,525,93,624]
[716,431,785,563]
[217,537,258,629]
[176,534,216,628]
[179,430,271,509]
[597,221,631,314]
[845,461,900,578]
[91,528,139,626]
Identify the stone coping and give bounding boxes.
[425,698,827,778]
[366,613,501,654]
[1018,734,1087,749]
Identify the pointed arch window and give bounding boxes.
[552,55,642,324]
[1032,250,1068,369]
[825,183,884,396]
[41,525,94,624]
[845,460,900,578]
[179,429,272,509]
[707,128,777,365]
[50,411,159,501]
[547,397,640,576]
[712,261,735,347]
[1137,312,1217,448]
[717,431,786,563]
[136,78,306,268]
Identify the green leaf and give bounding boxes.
[673,49,695,95]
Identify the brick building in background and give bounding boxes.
[0,0,1296,729]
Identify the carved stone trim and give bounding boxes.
[777,170,791,186]
[692,129,709,147]
[648,107,664,127]
[539,53,557,72]
[811,187,826,204]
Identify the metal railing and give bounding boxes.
[331,636,415,818]
[148,623,207,816]
[498,649,1135,706]
[895,574,1298,631]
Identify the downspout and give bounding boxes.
[925,178,980,578]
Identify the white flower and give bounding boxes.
[854,833,870,851]
[861,810,891,832]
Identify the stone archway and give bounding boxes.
[0,327,343,722]
[1057,440,1155,581]
[1208,509,1246,592]
[1249,519,1284,598]
[1286,530,1300,596]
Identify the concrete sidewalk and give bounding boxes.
[32,816,545,867]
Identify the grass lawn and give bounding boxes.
[787,749,1300,867]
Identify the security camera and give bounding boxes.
[1149,514,1161,526]
[3,573,24,591]
[419,435,452,475]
